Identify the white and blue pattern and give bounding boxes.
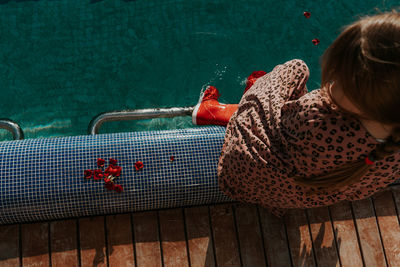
[0,126,232,225]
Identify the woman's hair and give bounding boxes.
[295,11,400,190]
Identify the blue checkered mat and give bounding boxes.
[0,126,232,225]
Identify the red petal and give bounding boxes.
[303,11,311,18]
[104,180,115,190]
[114,166,122,176]
[109,158,117,165]
[170,156,174,162]
[84,170,93,179]
[135,161,144,171]
[105,165,121,177]
[97,158,105,167]
[312,38,320,45]
[93,169,104,180]
[114,184,123,193]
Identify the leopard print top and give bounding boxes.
[218,59,400,217]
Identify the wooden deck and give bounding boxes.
[1,185,400,267]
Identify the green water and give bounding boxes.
[0,0,397,140]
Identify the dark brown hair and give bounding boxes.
[295,11,400,189]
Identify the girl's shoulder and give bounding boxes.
[280,88,379,145]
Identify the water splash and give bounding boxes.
[196,63,229,103]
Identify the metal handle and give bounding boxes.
[88,106,195,135]
[0,119,24,140]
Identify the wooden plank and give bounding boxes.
[21,222,50,267]
[106,214,135,267]
[79,216,107,267]
[50,219,79,267]
[184,206,215,267]
[209,204,241,266]
[351,198,386,267]
[329,201,364,267]
[258,207,292,267]
[373,190,400,266]
[306,207,340,267]
[234,203,266,266]
[285,208,316,267]
[391,185,400,223]
[132,211,162,267]
[158,208,189,267]
[0,224,20,266]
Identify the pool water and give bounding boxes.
[0,0,397,141]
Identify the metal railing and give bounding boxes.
[0,119,24,140]
[88,106,195,135]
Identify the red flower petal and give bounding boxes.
[115,166,122,176]
[84,170,93,179]
[97,158,105,167]
[312,38,320,45]
[303,11,311,19]
[170,156,174,162]
[135,161,144,171]
[104,180,115,191]
[109,158,117,165]
[105,165,122,177]
[114,184,123,193]
[93,169,104,180]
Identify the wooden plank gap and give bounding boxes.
[234,204,267,266]
[389,188,400,226]
[48,222,52,267]
[130,213,138,267]
[158,209,189,267]
[371,192,391,267]
[372,190,400,266]
[207,206,218,267]
[106,214,135,266]
[259,207,292,267]
[209,204,241,266]
[256,207,270,267]
[50,219,79,266]
[327,206,342,267]
[21,222,50,266]
[304,210,320,266]
[306,207,340,267]
[156,211,165,267]
[329,201,365,267]
[184,206,216,267]
[181,208,192,267]
[371,198,390,267]
[79,216,108,267]
[104,216,110,267]
[132,211,162,267]
[231,204,244,267]
[284,208,316,267]
[349,204,367,267]
[19,224,22,267]
[283,214,295,267]
[76,219,82,267]
[351,198,387,267]
[390,186,400,226]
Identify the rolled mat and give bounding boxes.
[0,126,232,225]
